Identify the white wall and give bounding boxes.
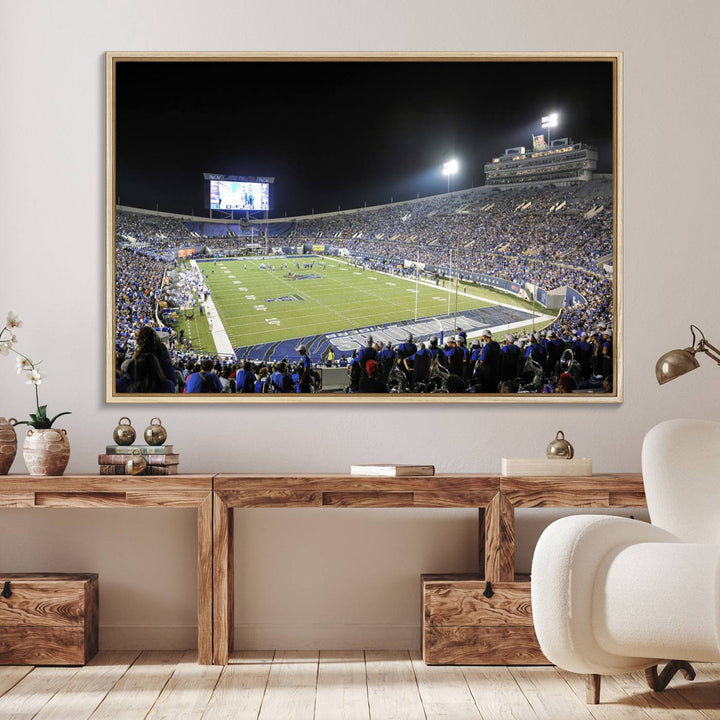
[1,0,719,650]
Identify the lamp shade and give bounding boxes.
[655,348,700,385]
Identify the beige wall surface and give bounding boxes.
[1,0,718,649]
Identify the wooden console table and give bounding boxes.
[1,473,647,666]
[212,473,646,665]
[0,475,214,665]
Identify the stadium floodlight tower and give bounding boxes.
[541,112,559,148]
[442,159,459,193]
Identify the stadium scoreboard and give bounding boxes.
[204,172,274,212]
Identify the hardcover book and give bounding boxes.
[501,457,592,476]
[147,465,179,475]
[98,464,125,475]
[105,445,174,454]
[349,464,435,477]
[98,453,179,466]
[98,464,179,475]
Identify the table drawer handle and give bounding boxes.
[483,581,494,599]
[1,581,11,599]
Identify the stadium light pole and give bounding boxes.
[454,243,460,328]
[442,159,459,193]
[414,248,420,321]
[541,112,559,148]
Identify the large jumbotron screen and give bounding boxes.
[209,179,269,211]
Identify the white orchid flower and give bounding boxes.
[25,368,46,385]
[4,310,71,429]
[16,356,33,373]
[6,312,22,329]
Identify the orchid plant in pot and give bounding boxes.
[0,312,72,475]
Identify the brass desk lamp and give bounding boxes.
[656,325,720,384]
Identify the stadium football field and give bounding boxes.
[180,256,544,353]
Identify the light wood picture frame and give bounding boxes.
[106,52,622,403]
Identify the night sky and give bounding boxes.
[115,59,615,218]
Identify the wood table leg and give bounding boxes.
[213,492,234,665]
[586,674,602,704]
[478,507,486,577]
[197,492,213,665]
[483,492,515,582]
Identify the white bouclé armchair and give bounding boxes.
[531,418,720,703]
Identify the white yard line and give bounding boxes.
[190,260,235,356]
[331,256,543,316]
[330,256,555,340]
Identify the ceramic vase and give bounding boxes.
[0,417,18,475]
[22,428,70,476]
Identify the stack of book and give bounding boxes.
[98,445,180,475]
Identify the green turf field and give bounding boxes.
[179,256,544,352]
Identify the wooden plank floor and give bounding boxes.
[0,651,717,720]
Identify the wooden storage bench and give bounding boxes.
[0,573,98,665]
[422,573,548,665]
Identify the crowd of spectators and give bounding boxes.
[162,263,208,309]
[115,249,167,354]
[114,179,616,394]
[117,213,199,250]
[292,181,614,336]
[116,336,321,395]
[117,210,274,258]
[115,322,613,395]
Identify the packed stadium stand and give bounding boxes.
[114,176,615,394]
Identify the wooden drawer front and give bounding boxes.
[0,580,89,626]
[422,574,548,665]
[0,627,87,665]
[0,573,98,665]
[427,581,534,627]
[425,626,546,665]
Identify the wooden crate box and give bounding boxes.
[0,573,98,665]
[422,573,548,665]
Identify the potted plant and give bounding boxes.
[0,312,72,475]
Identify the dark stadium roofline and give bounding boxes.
[116,174,614,225]
[116,205,202,222]
[274,186,490,223]
[116,205,294,226]
[116,186,498,225]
